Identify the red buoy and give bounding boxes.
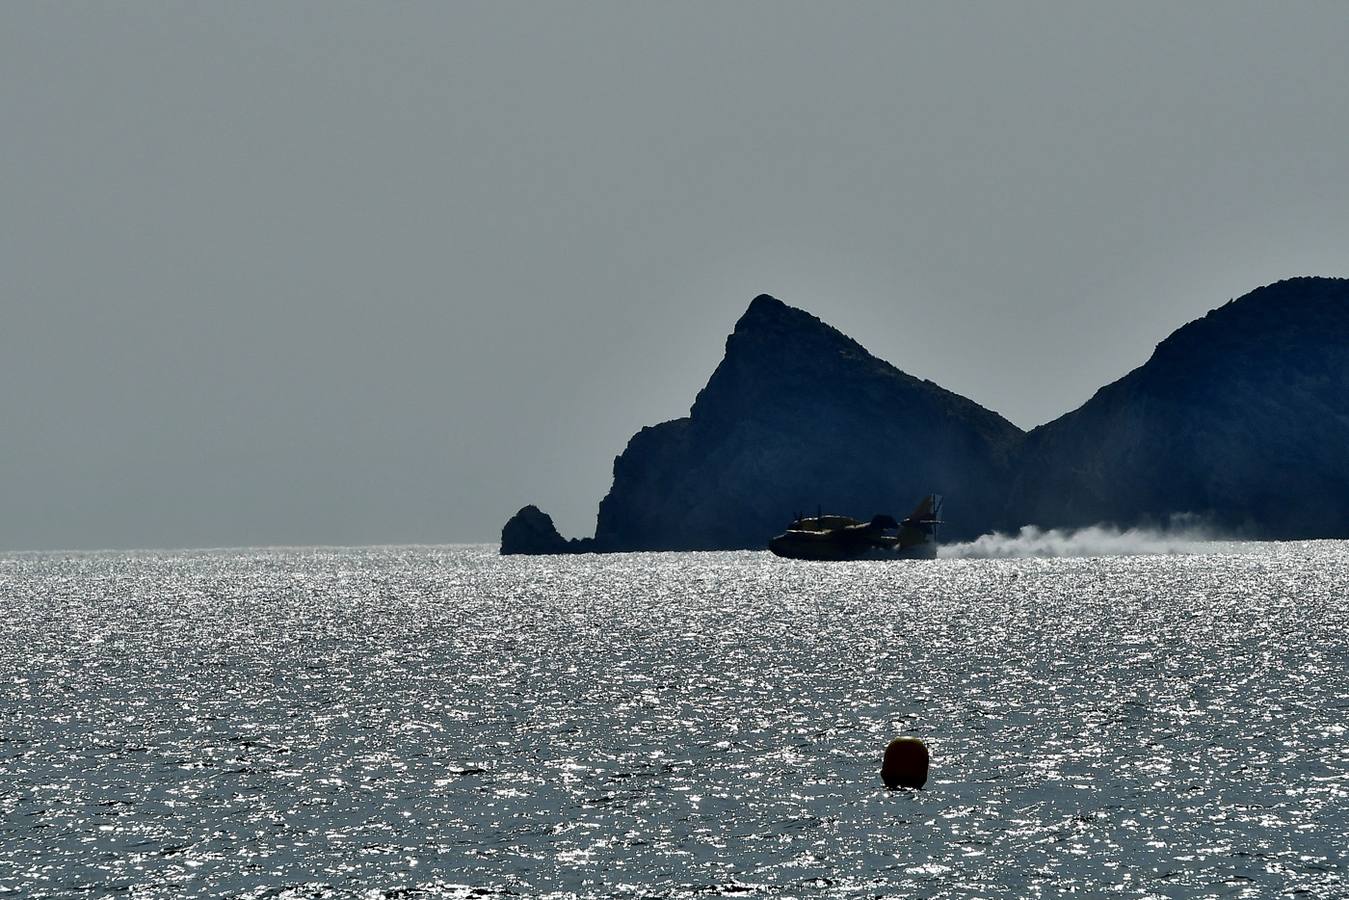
[881,736,929,788]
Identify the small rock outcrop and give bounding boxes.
[500,505,575,555]
[1008,277,1349,538]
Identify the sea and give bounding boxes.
[2,538,1346,899]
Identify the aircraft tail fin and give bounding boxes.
[898,494,943,550]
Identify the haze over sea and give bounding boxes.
[3,541,1346,898]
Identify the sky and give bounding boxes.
[3,2,1347,550]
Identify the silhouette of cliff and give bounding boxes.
[590,295,1024,549]
[1008,277,1349,537]
[499,294,1023,553]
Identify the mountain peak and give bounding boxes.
[727,293,865,360]
[747,293,786,312]
[734,293,814,334]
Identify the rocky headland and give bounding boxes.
[503,294,1024,552]
[502,277,1349,553]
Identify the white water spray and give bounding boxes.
[939,521,1218,559]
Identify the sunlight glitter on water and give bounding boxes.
[1,543,1346,897]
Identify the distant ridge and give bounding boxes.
[502,277,1349,553]
[1008,276,1349,538]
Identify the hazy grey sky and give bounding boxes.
[3,2,1347,550]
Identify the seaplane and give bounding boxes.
[767,494,943,561]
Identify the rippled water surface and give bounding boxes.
[2,543,1347,898]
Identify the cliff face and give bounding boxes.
[591,295,1025,549]
[1008,277,1349,538]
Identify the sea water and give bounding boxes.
[1,543,1345,898]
